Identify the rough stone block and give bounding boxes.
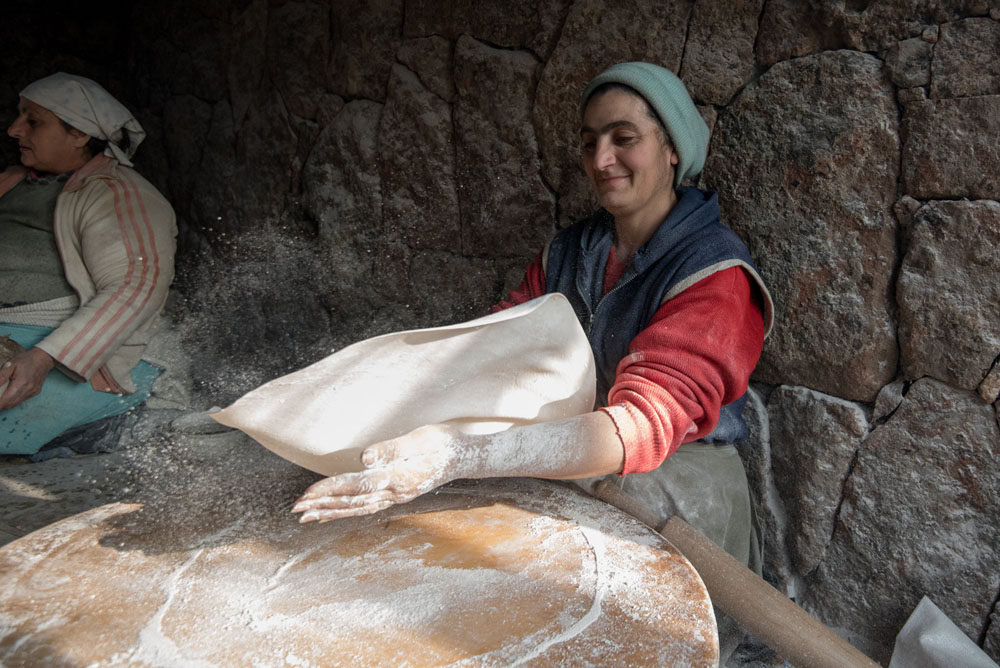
[757,0,980,64]
[902,96,1000,199]
[407,250,500,324]
[736,385,794,594]
[931,17,1000,99]
[885,36,932,89]
[898,200,1000,390]
[768,386,868,576]
[162,95,213,224]
[801,379,1000,665]
[199,102,242,232]
[873,379,906,422]
[402,0,569,59]
[897,86,928,104]
[704,51,899,401]
[227,0,267,129]
[987,599,1000,663]
[454,36,554,260]
[979,360,1000,403]
[756,0,836,66]
[397,37,456,103]
[329,0,404,102]
[143,15,228,103]
[266,2,330,120]
[378,63,461,253]
[229,89,299,231]
[302,100,385,318]
[679,0,763,106]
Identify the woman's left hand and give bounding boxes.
[291,423,478,523]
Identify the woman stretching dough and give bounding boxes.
[293,63,772,594]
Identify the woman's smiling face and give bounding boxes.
[580,88,678,222]
[7,97,91,174]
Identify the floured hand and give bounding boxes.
[292,423,483,522]
[292,412,625,524]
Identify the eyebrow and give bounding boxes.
[580,120,639,136]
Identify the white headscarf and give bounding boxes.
[20,72,145,167]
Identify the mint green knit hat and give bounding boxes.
[581,62,709,187]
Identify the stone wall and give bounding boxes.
[4,0,999,663]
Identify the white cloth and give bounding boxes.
[890,597,999,668]
[20,73,145,166]
[212,294,597,477]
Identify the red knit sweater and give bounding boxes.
[494,249,765,474]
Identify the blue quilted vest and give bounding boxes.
[544,187,769,444]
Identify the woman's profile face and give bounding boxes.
[7,97,91,174]
[580,89,678,221]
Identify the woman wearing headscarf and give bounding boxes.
[293,60,772,552]
[291,63,772,652]
[0,72,177,455]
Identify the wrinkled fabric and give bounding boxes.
[20,73,145,166]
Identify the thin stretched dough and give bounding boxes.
[212,294,596,476]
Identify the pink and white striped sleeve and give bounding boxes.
[38,170,176,384]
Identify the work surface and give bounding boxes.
[0,466,718,667]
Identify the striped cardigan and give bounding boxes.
[0,155,177,393]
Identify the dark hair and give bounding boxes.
[58,118,131,158]
[582,82,670,146]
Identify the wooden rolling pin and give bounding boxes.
[592,479,880,668]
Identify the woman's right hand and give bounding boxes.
[0,348,56,411]
[289,412,627,524]
[291,423,478,522]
